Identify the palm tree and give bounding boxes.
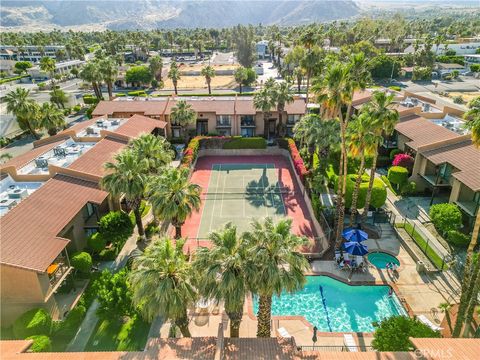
[101,149,149,238]
[253,87,275,139]
[347,112,380,225]
[439,302,453,333]
[300,45,323,102]
[130,133,174,174]
[193,223,248,337]
[147,167,201,239]
[271,81,294,137]
[149,55,163,81]
[49,88,68,109]
[129,238,196,337]
[79,61,102,99]
[170,99,197,140]
[39,102,65,136]
[464,97,480,145]
[201,65,216,95]
[99,57,118,100]
[293,114,340,169]
[4,88,40,139]
[168,61,181,95]
[234,67,247,94]
[40,57,56,85]
[243,217,309,337]
[361,91,399,224]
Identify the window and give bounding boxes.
[241,115,255,127]
[241,127,255,137]
[85,228,98,237]
[216,115,232,126]
[287,114,301,125]
[172,128,181,138]
[86,203,95,217]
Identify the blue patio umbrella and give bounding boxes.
[342,241,369,256]
[342,227,368,243]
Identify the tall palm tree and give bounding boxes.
[80,61,102,99]
[464,97,480,145]
[101,149,149,238]
[253,87,275,139]
[4,88,40,139]
[293,114,340,169]
[193,223,248,337]
[361,91,399,224]
[39,102,65,136]
[168,61,181,95]
[300,45,323,102]
[200,65,216,95]
[147,167,201,239]
[49,88,68,109]
[243,217,309,337]
[40,57,56,85]
[271,81,294,137]
[170,99,197,140]
[99,57,118,100]
[129,238,196,337]
[130,133,174,174]
[149,55,163,81]
[439,302,453,333]
[234,67,247,94]
[347,112,381,225]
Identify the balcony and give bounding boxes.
[455,200,479,217]
[46,253,72,298]
[241,116,255,127]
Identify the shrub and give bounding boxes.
[127,90,147,96]
[286,138,308,182]
[335,174,387,209]
[388,85,401,91]
[180,136,203,169]
[53,305,86,340]
[223,137,266,149]
[429,203,462,235]
[389,149,402,160]
[26,335,52,352]
[372,315,440,351]
[82,94,98,105]
[145,222,159,238]
[387,166,409,190]
[94,269,133,318]
[72,104,81,113]
[447,230,470,247]
[400,181,417,196]
[98,248,117,261]
[87,232,106,253]
[453,95,464,104]
[116,93,126,97]
[392,153,414,172]
[13,309,52,339]
[70,252,92,274]
[98,211,134,248]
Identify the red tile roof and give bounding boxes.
[165,98,236,115]
[68,137,127,178]
[92,100,167,117]
[421,140,480,191]
[224,337,296,360]
[0,138,68,171]
[113,114,167,139]
[410,338,480,360]
[0,175,108,272]
[395,116,460,150]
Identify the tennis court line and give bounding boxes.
[195,164,214,240]
[260,164,270,218]
[208,164,222,234]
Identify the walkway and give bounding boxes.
[66,213,154,351]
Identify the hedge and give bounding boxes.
[285,138,308,183]
[82,94,98,105]
[70,252,93,274]
[336,174,387,209]
[26,335,52,352]
[429,203,462,235]
[180,136,202,169]
[0,74,29,85]
[223,137,266,149]
[127,90,147,96]
[13,309,52,339]
[387,166,409,189]
[87,232,106,253]
[447,230,470,247]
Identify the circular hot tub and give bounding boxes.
[368,252,400,269]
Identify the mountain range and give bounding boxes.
[0,0,360,31]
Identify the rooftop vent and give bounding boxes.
[53,146,67,157]
[7,188,28,199]
[0,198,17,209]
[35,158,48,168]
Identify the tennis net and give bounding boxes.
[200,186,294,199]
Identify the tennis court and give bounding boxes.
[196,163,290,237]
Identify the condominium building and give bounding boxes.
[0,115,167,324]
[0,45,67,62]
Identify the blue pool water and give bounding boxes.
[368,252,400,269]
[253,276,406,332]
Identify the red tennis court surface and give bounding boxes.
[181,155,325,254]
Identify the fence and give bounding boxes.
[387,212,450,270]
[298,345,374,352]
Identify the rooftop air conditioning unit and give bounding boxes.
[96,120,104,127]
[35,158,48,168]
[111,119,120,126]
[53,147,67,157]
[86,127,95,135]
[0,198,18,209]
[423,104,430,112]
[8,188,28,199]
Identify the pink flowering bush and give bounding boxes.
[287,138,308,182]
[393,153,414,172]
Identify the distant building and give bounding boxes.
[434,63,466,77]
[404,42,480,55]
[27,59,85,80]
[0,59,16,76]
[464,54,480,69]
[0,45,66,62]
[256,40,269,59]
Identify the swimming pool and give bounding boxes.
[253,276,406,332]
[368,252,400,269]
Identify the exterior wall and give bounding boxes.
[396,133,410,152]
[410,154,428,189]
[449,178,462,203]
[0,265,57,326]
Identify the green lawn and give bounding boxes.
[395,222,447,270]
[85,315,150,351]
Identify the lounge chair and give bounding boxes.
[343,334,358,352]
[277,327,291,338]
[417,315,443,331]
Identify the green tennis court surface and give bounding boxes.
[196,163,288,239]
